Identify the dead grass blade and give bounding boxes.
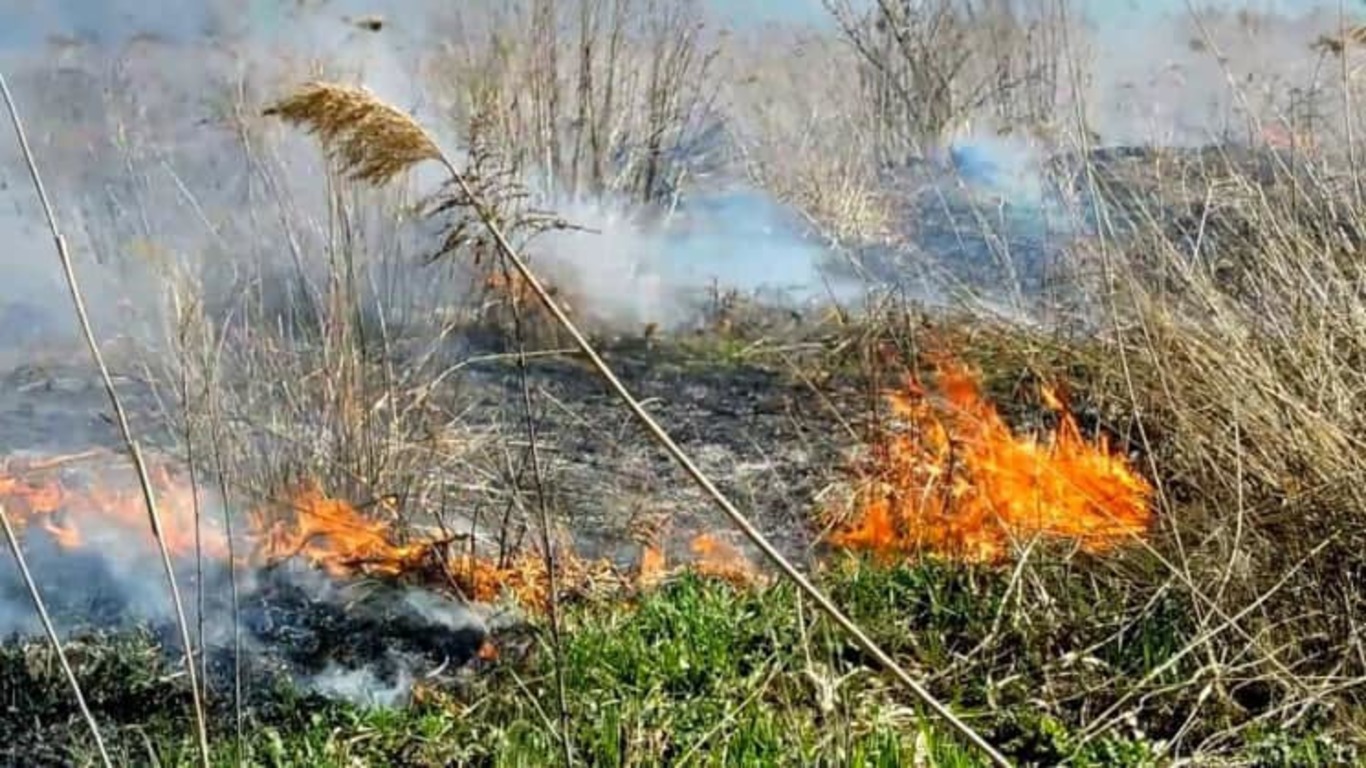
[0,503,112,768]
[1,71,212,768]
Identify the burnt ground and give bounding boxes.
[449,334,858,566]
[0,322,859,561]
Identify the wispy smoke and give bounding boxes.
[532,186,844,330]
[0,470,490,706]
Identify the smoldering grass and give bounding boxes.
[0,503,113,767]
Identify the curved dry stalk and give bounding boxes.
[1,72,213,768]
[0,504,113,768]
[265,79,1011,767]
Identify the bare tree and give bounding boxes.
[824,0,1069,162]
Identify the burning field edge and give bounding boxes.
[0,314,1355,767]
[9,9,1366,762]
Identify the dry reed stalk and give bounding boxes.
[265,80,1013,767]
[0,503,113,768]
[1,72,212,768]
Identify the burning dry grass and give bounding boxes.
[0,451,762,618]
[0,451,228,559]
[9,10,1366,764]
[828,355,1154,563]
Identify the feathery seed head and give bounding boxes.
[263,81,443,186]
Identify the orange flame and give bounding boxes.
[830,359,1154,563]
[0,455,230,559]
[249,481,432,579]
[0,452,755,615]
[689,533,764,588]
[637,544,668,589]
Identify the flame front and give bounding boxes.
[0,456,586,609]
[0,452,758,615]
[830,359,1154,562]
[0,455,230,559]
[689,533,764,587]
[250,481,433,578]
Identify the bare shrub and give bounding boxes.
[823,0,1073,161]
[426,0,723,203]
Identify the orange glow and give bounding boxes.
[829,359,1154,563]
[689,533,764,588]
[249,480,433,579]
[0,454,230,560]
[637,544,668,589]
[0,451,756,615]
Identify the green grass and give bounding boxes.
[12,557,1355,766]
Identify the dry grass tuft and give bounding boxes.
[263,81,444,185]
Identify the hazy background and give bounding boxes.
[0,0,1360,346]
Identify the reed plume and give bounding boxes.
[1313,25,1366,55]
[263,81,446,185]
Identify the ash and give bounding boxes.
[234,565,490,697]
[2,531,492,708]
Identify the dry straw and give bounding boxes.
[263,80,1013,767]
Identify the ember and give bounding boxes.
[830,358,1154,562]
[689,533,764,587]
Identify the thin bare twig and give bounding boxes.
[0,503,113,768]
[206,374,246,762]
[1,71,213,768]
[503,255,577,766]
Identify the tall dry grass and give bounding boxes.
[1093,143,1366,676]
[777,1,1366,757]
[426,0,723,204]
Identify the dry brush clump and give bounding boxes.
[824,0,1073,161]
[1060,141,1366,739]
[723,27,895,246]
[426,0,723,204]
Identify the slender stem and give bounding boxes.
[207,371,246,764]
[0,504,113,768]
[1,71,213,768]
[502,258,575,766]
[435,156,1012,768]
[180,328,210,701]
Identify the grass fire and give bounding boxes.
[4,1,1366,766]
[0,450,750,617]
[830,357,1154,563]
